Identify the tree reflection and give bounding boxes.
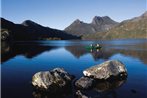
[1,41,58,63]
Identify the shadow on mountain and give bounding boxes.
[1,18,80,41]
[1,41,58,63]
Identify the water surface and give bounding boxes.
[1,39,147,98]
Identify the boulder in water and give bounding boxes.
[32,68,74,93]
[75,76,95,89]
[83,60,127,79]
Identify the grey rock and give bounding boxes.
[32,68,74,92]
[1,30,10,41]
[76,90,88,98]
[91,16,118,32]
[75,77,94,89]
[83,60,127,79]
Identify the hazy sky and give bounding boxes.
[1,0,146,30]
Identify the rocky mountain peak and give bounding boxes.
[73,19,83,24]
[91,16,118,25]
[93,16,110,20]
[92,16,103,24]
[141,11,147,17]
[65,16,119,36]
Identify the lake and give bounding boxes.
[1,39,147,98]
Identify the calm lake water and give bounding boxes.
[1,39,147,98]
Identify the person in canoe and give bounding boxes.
[95,44,102,50]
[86,44,102,52]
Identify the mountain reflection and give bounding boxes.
[65,45,114,60]
[94,78,126,92]
[65,43,147,64]
[1,41,147,65]
[1,41,58,63]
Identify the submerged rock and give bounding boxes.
[83,60,127,79]
[32,68,74,93]
[75,77,95,89]
[32,60,128,97]
[94,78,126,92]
[75,60,128,98]
[75,77,127,98]
[76,90,88,98]
[75,76,126,92]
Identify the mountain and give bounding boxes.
[1,12,146,41]
[82,11,147,40]
[91,16,118,32]
[64,19,94,36]
[64,16,118,36]
[1,18,80,41]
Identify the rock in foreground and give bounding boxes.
[32,68,74,93]
[75,77,95,89]
[83,60,127,79]
[76,90,88,98]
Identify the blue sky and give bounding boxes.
[1,0,146,30]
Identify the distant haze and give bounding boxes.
[1,0,146,30]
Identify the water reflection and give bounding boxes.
[32,86,73,98]
[32,77,127,98]
[65,44,147,64]
[65,45,113,60]
[1,40,147,65]
[32,91,72,98]
[75,76,127,98]
[1,40,147,98]
[1,41,58,63]
[94,78,127,92]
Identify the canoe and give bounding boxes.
[85,44,101,51]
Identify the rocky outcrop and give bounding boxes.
[1,29,10,41]
[32,68,74,93]
[91,16,118,32]
[75,77,95,89]
[74,60,127,98]
[83,60,127,79]
[76,90,88,98]
[75,74,127,91]
[75,78,126,98]
[75,77,127,98]
[32,60,127,97]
